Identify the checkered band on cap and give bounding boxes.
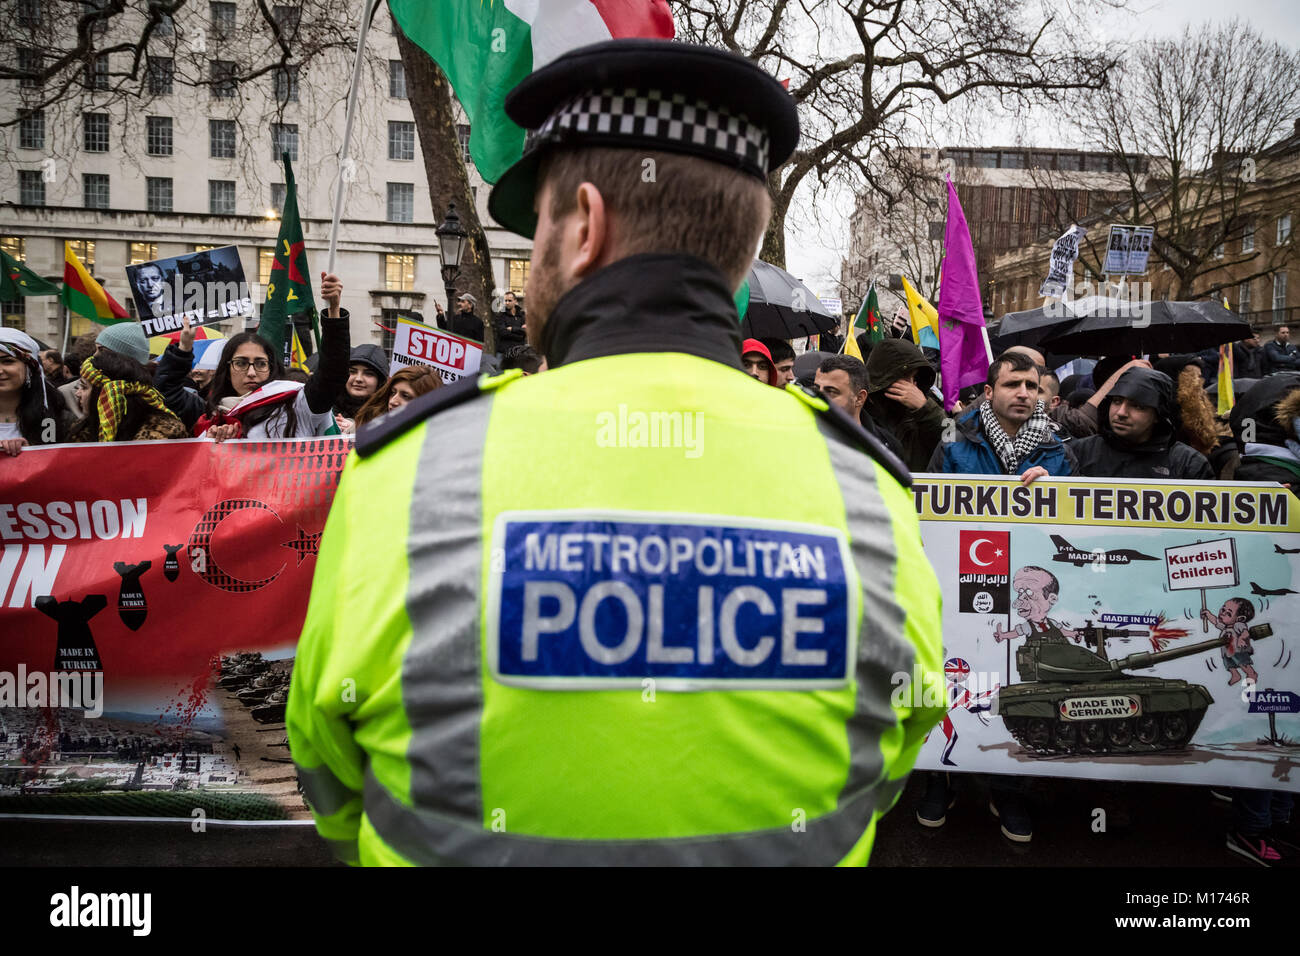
[529,88,770,173]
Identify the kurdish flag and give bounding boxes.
[900,275,940,351]
[62,242,129,324]
[854,283,884,344]
[388,0,675,184]
[2,248,60,298]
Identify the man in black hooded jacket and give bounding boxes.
[1070,367,1213,480]
[864,337,946,472]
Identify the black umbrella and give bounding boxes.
[993,300,1087,349]
[1040,299,1252,356]
[740,259,840,339]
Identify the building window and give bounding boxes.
[1212,241,1224,259]
[0,294,25,331]
[151,4,174,36]
[388,121,415,161]
[386,183,413,223]
[2,238,26,261]
[83,173,109,209]
[17,47,43,88]
[271,123,299,161]
[274,64,299,102]
[1280,214,1293,246]
[146,176,173,212]
[83,112,109,151]
[272,4,300,33]
[84,52,109,90]
[975,151,998,169]
[1241,221,1254,254]
[1275,272,1289,318]
[389,59,406,98]
[456,124,471,164]
[18,170,44,206]
[129,241,157,265]
[146,116,173,156]
[508,259,530,293]
[999,151,1026,169]
[1240,280,1252,313]
[146,56,173,95]
[18,110,44,150]
[84,0,109,34]
[210,1,235,38]
[193,244,217,252]
[68,240,94,269]
[270,182,287,214]
[385,253,415,291]
[16,0,39,27]
[211,59,237,97]
[259,248,275,285]
[209,180,236,215]
[209,119,236,159]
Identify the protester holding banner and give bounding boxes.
[353,364,442,428]
[927,351,1074,483]
[0,328,69,456]
[153,274,350,440]
[63,350,187,443]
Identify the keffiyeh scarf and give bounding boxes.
[980,399,1052,474]
[81,357,173,442]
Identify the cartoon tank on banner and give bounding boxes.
[999,621,1274,755]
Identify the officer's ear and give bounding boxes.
[569,181,609,279]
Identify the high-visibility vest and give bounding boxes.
[288,355,944,865]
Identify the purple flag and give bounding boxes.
[937,177,991,411]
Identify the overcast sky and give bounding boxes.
[785,0,1300,300]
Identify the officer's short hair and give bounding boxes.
[818,354,867,395]
[987,350,1039,389]
[538,147,770,291]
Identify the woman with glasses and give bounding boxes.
[155,273,350,440]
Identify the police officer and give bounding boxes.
[288,38,944,866]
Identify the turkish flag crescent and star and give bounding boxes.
[958,530,1011,614]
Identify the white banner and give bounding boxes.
[910,475,1300,791]
[1039,226,1086,299]
[390,315,483,384]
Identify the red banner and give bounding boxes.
[0,438,349,819]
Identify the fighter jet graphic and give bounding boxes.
[1250,581,1299,597]
[1274,544,1300,554]
[1049,535,1160,568]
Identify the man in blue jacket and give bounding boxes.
[920,349,1074,842]
[929,350,1074,481]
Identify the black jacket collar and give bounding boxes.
[540,253,745,371]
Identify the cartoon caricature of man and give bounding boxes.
[995,566,1079,645]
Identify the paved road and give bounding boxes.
[0,773,1261,867]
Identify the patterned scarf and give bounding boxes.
[979,399,1052,474]
[80,357,174,442]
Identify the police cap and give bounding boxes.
[488,38,799,239]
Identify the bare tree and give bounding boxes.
[1073,20,1300,299]
[673,0,1124,268]
[392,18,496,352]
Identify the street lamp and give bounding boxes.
[436,201,468,296]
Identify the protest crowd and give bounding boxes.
[1,23,1296,874]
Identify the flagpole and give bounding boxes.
[60,299,70,354]
[326,0,381,275]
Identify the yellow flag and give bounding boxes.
[1217,343,1234,415]
[289,327,309,372]
[843,329,864,362]
[901,275,940,348]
